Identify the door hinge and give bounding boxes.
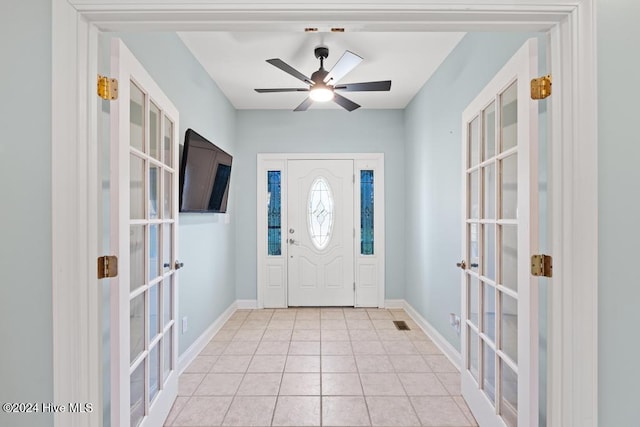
[353,282,356,291]
[97,75,119,100]
[97,255,119,279]
[531,254,553,277]
[531,75,552,100]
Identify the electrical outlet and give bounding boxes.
[449,313,461,335]
[182,316,188,334]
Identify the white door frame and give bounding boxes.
[51,2,597,427]
[257,153,385,309]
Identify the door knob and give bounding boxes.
[175,260,184,270]
[456,260,467,270]
[289,238,298,245]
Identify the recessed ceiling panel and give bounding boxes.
[178,31,465,110]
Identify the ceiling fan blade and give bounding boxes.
[266,59,313,85]
[294,97,314,112]
[255,88,309,93]
[333,93,361,112]
[334,80,392,92]
[325,50,363,84]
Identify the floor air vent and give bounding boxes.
[393,320,410,331]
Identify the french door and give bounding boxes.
[110,38,180,427]
[287,159,355,306]
[460,39,539,427]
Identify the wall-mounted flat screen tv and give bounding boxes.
[179,129,232,213]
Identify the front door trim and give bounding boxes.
[257,153,385,309]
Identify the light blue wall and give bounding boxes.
[0,1,53,426]
[98,32,237,425]
[235,109,405,301]
[403,32,548,424]
[597,1,640,425]
[404,31,540,349]
[102,32,238,354]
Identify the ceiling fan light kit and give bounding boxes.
[254,46,392,112]
[309,85,334,102]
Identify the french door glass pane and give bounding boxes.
[501,291,518,363]
[484,164,495,219]
[149,344,160,404]
[500,225,518,291]
[469,170,479,219]
[469,327,479,382]
[500,359,518,427]
[469,223,479,274]
[163,277,172,327]
[163,223,172,273]
[130,360,145,427]
[163,170,172,219]
[501,82,518,152]
[469,275,479,327]
[149,283,160,340]
[483,343,496,403]
[130,155,145,220]
[130,225,145,292]
[501,154,518,219]
[163,115,173,168]
[149,224,160,281]
[149,102,161,161]
[267,171,281,256]
[360,170,374,255]
[483,283,496,342]
[484,101,496,160]
[469,116,480,167]
[130,82,145,152]
[130,293,145,363]
[483,224,496,281]
[149,165,159,219]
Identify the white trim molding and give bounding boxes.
[236,299,259,310]
[177,302,237,374]
[257,153,386,309]
[401,300,463,371]
[52,3,598,427]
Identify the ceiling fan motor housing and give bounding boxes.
[314,46,329,60]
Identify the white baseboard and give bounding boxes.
[177,301,237,374]
[236,299,258,309]
[400,300,462,371]
[384,299,405,309]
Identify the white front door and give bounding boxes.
[110,39,180,427]
[287,159,355,306]
[460,39,539,427]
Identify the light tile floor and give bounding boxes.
[165,308,478,427]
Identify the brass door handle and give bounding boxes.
[456,260,467,270]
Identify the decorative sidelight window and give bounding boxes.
[267,171,281,256]
[308,177,334,250]
[360,170,374,255]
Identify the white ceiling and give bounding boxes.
[178,31,465,110]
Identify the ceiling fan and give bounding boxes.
[254,46,392,112]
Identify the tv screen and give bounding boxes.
[179,129,232,213]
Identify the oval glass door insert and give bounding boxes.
[308,177,334,250]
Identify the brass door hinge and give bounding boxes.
[531,75,552,100]
[531,254,552,277]
[97,75,118,100]
[98,255,119,279]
